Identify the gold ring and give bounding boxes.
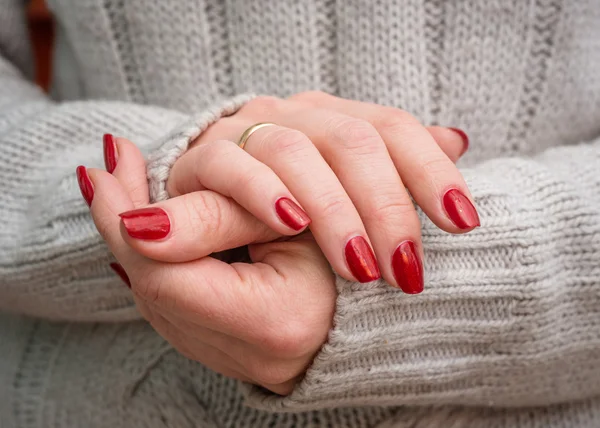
[237,122,276,150]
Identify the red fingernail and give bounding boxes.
[110,263,131,288]
[391,241,424,294]
[443,188,480,229]
[103,134,118,174]
[448,127,469,156]
[345,236,381,283]
[119,207,171,240]
[275,197,311,230]
[76,166,94,207]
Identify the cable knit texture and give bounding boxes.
[1,0,600,427]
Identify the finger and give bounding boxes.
[252,108,423,292]
[104,134,150,207]
[77,166,156,294]
[79,167,149,267]
[241,123,382,283]
[117,190,279,263]
[293,93,480,233]
[425,126,469,163]
[167,139,311,235]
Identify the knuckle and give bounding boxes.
[245,96,282,116]
[328,118,384,155]
[182,192,225,243]
[374,109,421,133]
[315,191,349,219]
[365,196,418,225]
[197,140,231,163]
[419,155,452,178]
[289,90,331,105]
[262,128,313,158]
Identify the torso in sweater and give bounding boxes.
[49,0,600,164]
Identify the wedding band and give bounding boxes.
[237,122,276,150]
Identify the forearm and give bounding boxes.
[242,137,600,411]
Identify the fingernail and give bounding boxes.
[391,241,424,294]
[448,127,469,156]
[103,133,118,174]
[110,263,131,288]
[443,188,480,229]
[345,236,381,283]
[76,165,94,207]
[119,207,171,240]
[275,197,311,230]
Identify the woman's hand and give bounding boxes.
[79,143,336,395]
[127,92,477,293]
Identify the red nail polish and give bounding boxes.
[448,127,469,156]
[391,241,424,294]
[76,166,94,207]
[345,236,381,283]
[103,134,118,174]
[275,197,311,230]
[110,263,131,288]
[443,188,480,229]
[119,207,171,240]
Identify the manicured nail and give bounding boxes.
[103,134,118,174]
[443,188,480,229]
[344,236,381,283]
[391,241,424,294]
[76,165,94,207]
[110,263,131,288]
[119,207,171,240]
[448,127,469,156]
[275,197,311,230]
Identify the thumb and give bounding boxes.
[248,235,334,287]
[84,167,152,273]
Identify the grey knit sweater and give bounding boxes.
[1,0,600,427]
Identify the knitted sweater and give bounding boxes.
[1,0,600,427]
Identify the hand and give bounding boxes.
[125,92,477,293]
[78,142,336,395]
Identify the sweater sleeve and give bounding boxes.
[0,2,253,321]
[241,136,600,411]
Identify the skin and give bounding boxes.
[87,147,335,395]
[120,92,475,288]
[83,92,468,393]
